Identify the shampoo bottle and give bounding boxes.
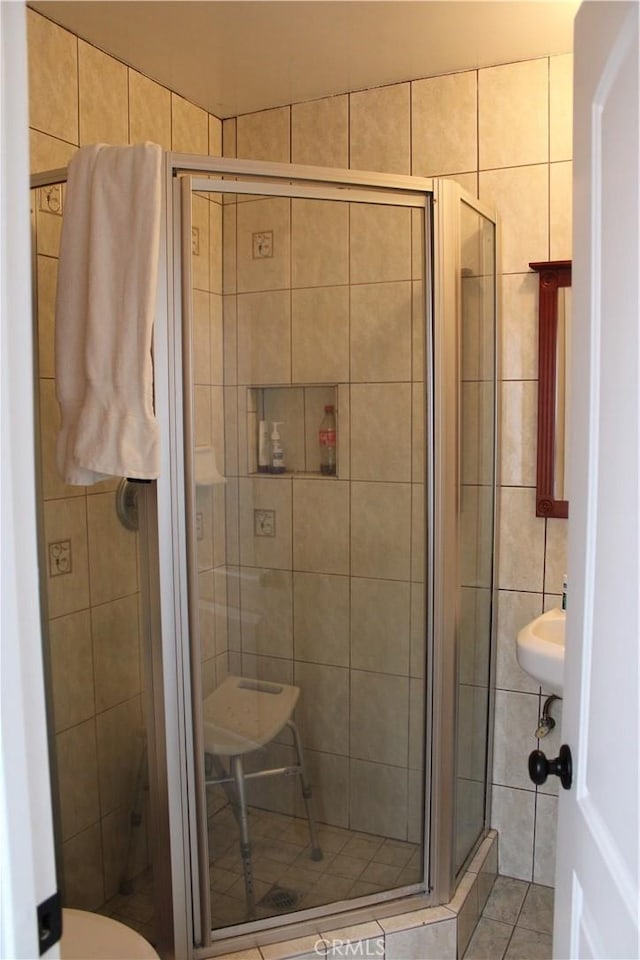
[270,422,286,474]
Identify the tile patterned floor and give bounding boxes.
[464,876,554,960]
[208,801,422,929]
[101,867,156,946]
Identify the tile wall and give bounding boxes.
[222,54,573,885]
[219,186,427,843]
[28,1,573,904]
[27,8,223,911]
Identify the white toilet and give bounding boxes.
[60,909,160,960]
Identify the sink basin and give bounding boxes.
[516,608,565,695]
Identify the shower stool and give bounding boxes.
[202,676,323,917]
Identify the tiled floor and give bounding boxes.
[101,867,156,946]
[208,800,422,929]
[464,876,554,960]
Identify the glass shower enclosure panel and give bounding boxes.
[455,201,497,873]
[30,182,156,943]
[183,179,428,934]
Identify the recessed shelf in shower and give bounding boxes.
[245,383,340,478]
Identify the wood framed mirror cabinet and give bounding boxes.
[529,260,572,519]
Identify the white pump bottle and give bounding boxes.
[270,422,285,474]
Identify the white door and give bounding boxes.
[1,3,60,957]
[554,3,639,958]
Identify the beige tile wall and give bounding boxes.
[29,0,571,901]
[223,52,573,883]
[27,8,223,913]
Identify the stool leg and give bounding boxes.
[287,721,323,861]
[230,754,255,918]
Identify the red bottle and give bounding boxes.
[319,405,337,475]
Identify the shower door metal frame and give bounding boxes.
[160,155,499,958]
[28,157,499,960]
[167,158,434,955]
[429,183,501,898]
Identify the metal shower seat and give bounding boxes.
[203,675,322,916]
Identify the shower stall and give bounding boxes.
[31,156,498,957]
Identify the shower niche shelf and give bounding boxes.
[245,384,340,479]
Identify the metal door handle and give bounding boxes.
[528,743,573,790]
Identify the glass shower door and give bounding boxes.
[30,181,157,944]
[455,200,497,873]
[180,176,430,938]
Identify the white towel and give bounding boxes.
[55,143,162,485]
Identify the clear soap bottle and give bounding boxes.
[319,404,337,475]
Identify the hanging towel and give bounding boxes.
[55,143,162,485]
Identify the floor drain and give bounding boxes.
[260,886,299,910]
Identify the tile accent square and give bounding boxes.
[44,498,90,618]
[237,198,291,293]
[239,478,292,570]
[49,539,72,576]
[252,230,273,259]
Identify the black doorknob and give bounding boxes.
[528,743,573,790]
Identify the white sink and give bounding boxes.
[516,608,565,695]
